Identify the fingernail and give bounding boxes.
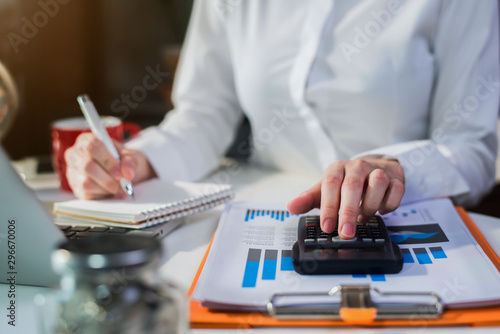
[323,219,334,233]
[341,223,355,238]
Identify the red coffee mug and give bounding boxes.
[51,116,141,192]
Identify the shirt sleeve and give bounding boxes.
[353,0,499,207]
[125,0,244,181]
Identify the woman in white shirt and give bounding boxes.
[65,0,499,239]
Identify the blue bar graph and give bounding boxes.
[280,250,294,271]
[351,274,385,281]
[242,249,261,288]
[244,209,300,222]
[401,248,415,263]
[262,250,278,280]
[370,274,386,282]
[413,248,432,264]
[430,246,447,259]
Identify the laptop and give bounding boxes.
[0,146,183,287]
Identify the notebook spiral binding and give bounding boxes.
[139,186,234,227]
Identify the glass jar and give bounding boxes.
[41,235,188,334]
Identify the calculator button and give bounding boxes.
[108,228,129,234]
[70,226,90,232]
[304,238,316,244]
[362,238,373,243]
[74,232,93,238]
[374,238,385,243]
[317,238,329,243]
[331,236,357,243]
[89,226,110,232]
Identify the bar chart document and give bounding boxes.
[192,199,500,311]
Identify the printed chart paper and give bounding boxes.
[192,199,500,310]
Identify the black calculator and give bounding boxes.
[292,215,403,275]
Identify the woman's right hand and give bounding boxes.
[64,133,156,199]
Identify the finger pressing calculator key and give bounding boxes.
[292,215,403,275]
[299,215,387,249]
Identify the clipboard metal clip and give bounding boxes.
[267,285,443,323]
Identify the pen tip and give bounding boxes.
[126,186,135,200]
[128,188,135,201]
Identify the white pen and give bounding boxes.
[77,94,135,200]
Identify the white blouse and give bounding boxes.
[127,0,500,206]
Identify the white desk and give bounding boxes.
[1,163,500,334]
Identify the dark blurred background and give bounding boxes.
[0,0,194,159]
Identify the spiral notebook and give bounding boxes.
[53,179,233,229]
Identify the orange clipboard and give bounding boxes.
[188,208,500,328]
